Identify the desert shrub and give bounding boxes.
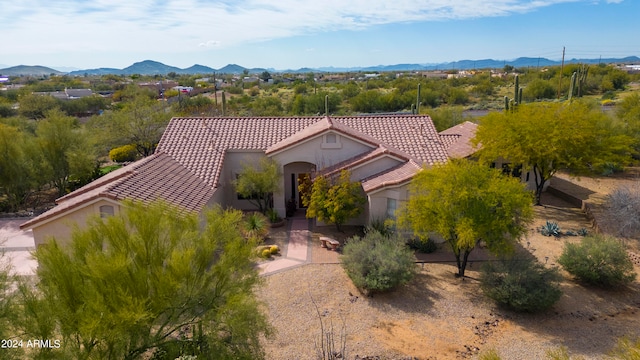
[601,185,640,238]
[365,217,395,237]
[406,237,438,254]
[109,144,138,163]
[612,337,640,359]
[558,234,636,287]
[242,212,270,242]
[478,349,502,360]
[266,208,282,223]
[341,230,416,294]
[226,86,244,95]
[480,256,562,313]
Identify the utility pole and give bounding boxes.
[557,46,565,99]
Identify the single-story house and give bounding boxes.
[22,114,474,246]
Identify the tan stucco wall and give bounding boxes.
[350,156,402,181]
[271,132,373,170]
[270,132,374,218]
[367,184,410,222]
[31,199,121,247]
[217,151,284,212]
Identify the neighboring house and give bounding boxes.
[33,89,94,100]
[23,114,459,246]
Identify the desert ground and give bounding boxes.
[256,173,640,360]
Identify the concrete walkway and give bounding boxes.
[0,219,37,276]
[257,218,312,275]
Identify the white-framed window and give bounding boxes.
[321,133,341,149]
[99,205,114,218]
[386,198,397,219]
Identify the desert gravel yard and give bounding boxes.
[256,192,640,359]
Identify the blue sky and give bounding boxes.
[1,0,637,71]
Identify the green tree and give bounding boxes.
[474,101,635,205]
[0,124,40,211]
[249,96,284,116]
[19,200,271,360]
[429,106,466,132]
[399,160,534,277]
[558,234,636,288]
[259,71,271,82]
[616,93,640,155]
[306,170,366,231]
[37,110,96,197]
[341,81,360,99]
[18,94,59,120]
[89,96,171,157]
[234,157,282,214]
[445,87,469,105]
[0,251,24,360]
[523,79,556,101]
[350,90,382,113]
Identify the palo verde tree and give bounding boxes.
[305,170,366,231]
[88,92,172,158]
[234,157,282,214]
[37,109,96,197]
[0,251,23,360]
[474,101,635,205]
[399,159,534,278]
[0,123,40,211]
[18,200,271,360]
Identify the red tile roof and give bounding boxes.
[21,152,215,230]
[23,115,449,230]
[158,115,448,188]
[361,160,423,193]
[439,121,479,158]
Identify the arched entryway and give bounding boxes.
[282,161,316,216]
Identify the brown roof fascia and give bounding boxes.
[315,145,409,180]
[361,160,422,193]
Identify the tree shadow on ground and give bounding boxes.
[362,269,441,315]
[494,267,640,358]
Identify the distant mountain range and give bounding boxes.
[1,57,639,76]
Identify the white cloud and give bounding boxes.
[199,40,222,48]
[0,0,614,66]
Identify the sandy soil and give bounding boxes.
[257,182,640,359]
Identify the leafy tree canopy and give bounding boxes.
[474,101,635,205]
[305,170,366,231]
[37,109,96,197]
[19,200,271,360]
[234,157,282,214]
[399,159,534,277]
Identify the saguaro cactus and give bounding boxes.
[222,90,226,116]
[577,64,589,97]
[568,72,577,101]
[416,83,422,115]
[514,74,520,105]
